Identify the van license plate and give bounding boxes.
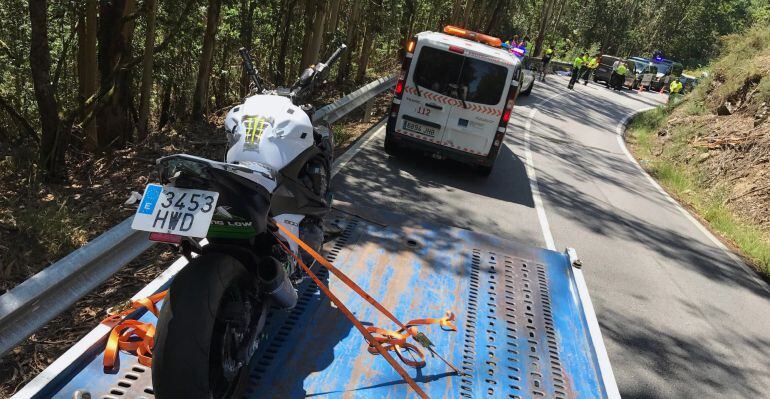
[403,120,437,137]
[131,184,219,238]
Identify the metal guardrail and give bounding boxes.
[313,75,397,124]
[527,56,573,74]
[0,75,396,356]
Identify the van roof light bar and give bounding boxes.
[443,25,502,48]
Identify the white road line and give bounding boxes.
[616,108,770,294]
[331,118,386,177]
[522,85,621,399]
[522,90,565,250]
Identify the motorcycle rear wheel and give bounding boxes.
[152,253,256,399]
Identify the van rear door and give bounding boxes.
[396,45,463,144]
[442,56,510,156]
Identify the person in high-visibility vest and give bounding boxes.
[670,79,683,94]
[540,48,553,82]
[613,63,628,91]
[578,53,592,85]
[524,36,533,56]
[584,55,600,85]
[568,52,588,89]
[669,79,683,103]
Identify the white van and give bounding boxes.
[385,26,523,175]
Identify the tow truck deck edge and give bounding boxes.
[14,203,618,399]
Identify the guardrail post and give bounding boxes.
[361,99,374,123]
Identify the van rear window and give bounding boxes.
[413,46,508,106]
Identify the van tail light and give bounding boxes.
[149,232,183,244]
[500,85,518,127]
[395,79,405,96]
[393,38,415,100]
[501,99,514,124]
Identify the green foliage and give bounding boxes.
[0,0,765,173]
[628,108,770,276]
[689,24,770,111]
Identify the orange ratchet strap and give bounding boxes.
[101,290,167,370]
[273,222,460,399]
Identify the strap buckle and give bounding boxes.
[413,332,433,349]
[106,299,133,316]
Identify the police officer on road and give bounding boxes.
[584,54,599,85]
[669,79,683,103]
[540,48,553,82]
[613,62,628,91]
[568,52,587,90]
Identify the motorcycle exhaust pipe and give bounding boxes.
[258,257,298,309]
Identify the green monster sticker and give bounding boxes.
[242,115,273,151]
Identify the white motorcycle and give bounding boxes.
[130,43,347,398]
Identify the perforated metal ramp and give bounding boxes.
[241,214,607,398]
[43,211,609,399]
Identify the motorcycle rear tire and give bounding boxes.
[152,253,253,399]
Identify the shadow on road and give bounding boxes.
[333,137,534,235]
[536,170,770,298]
[601,305,770,399]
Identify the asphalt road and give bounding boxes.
[332,75,770,398]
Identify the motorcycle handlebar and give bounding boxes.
[324,44,347,67]
[239,47,262,91]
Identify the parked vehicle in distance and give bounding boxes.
[680,74,698,93]
[649,59,684,91]
[513,50,536,96]
[593,55,635,88]
[385,26,522,176]
[627,56,658,89]
[519,68,535,96]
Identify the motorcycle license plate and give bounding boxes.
[131,184,219,238]
[403,120,437,137]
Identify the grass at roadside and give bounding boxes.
[627,107,770,277]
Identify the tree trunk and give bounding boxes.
[326,0,341,41]
[461,0,474,27]
[484,0,505,33]
[533,0,556,56]
[276,0,298,85]
[29,0,66,176]
[77,0,98,149]
[192,0,222,121]
[239,0,257,97]
[399,0,416,47]
[299,0,317,69]
[307,0,328,65]
[450,0,464,25]
[138,0,157,139]
[96,0,137,149]
[355,22,375,83]
[158,79,172,129]
[336,0,361,83]
[214,41,229,109]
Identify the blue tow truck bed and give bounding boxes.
[14,204,618,399]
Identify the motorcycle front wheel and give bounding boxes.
[152,253,258,399]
